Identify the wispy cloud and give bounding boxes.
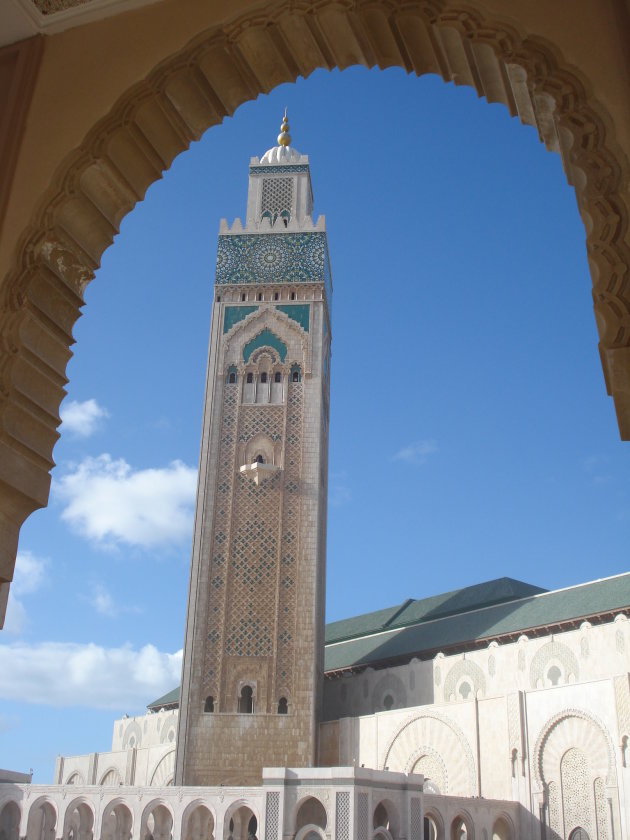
[392,439,438,465]
[60,398,109,437]
[83,582,142,619]
[55,455,197,549]
[0,641,182,709]
[3,551,48,635]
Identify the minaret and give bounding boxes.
[175,114,332,786]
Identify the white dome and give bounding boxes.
[260,144,303,164]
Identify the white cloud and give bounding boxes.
[0,641,182,709]
[60,399,109,437]
[3,551,48,635]
[392,439,438,465]
[55,455,197,548]
[90,584,118,617]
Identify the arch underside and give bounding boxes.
[1,0,629,612]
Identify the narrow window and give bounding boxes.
[274,372,281,383]
[291,291,296,300]
[274,292,279,301]
[278,697,288,714]
[246,373,253,384]
[383,694,394,711]
[228,372,236,384]
[238,685,254,714]
[292,371,299,382]
[241,293,246,301]
[258,293,262,301]
[217,295,221,302]
[204,696,214,713]
[260,372,267,383]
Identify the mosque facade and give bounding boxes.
[2,120,630,840]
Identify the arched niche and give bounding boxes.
[1,0,630,620]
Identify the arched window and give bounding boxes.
[246,373,253,384]
[458,681,472,699]
[241,293,246,301]
[257,293,262,301]
[238,685,254,714]
[568,830,590,840]
[253,455,264,464]
[291,291,296,300]
[547,665,562,685]
[383,694,394,710]
[291,365,302,383]
[274,372,281,383]
[424,816,438,840]
[204,696,214,713]
[260,372,267,383]
[228,372,236,384]
[274,292,279,301]
[278,697,288,714]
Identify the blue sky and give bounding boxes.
[1,66,629,781]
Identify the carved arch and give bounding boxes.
[2,0,630,604]
[533,708,617,786]
[382,710,477,795]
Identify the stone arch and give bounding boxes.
[372,798,399,838]
[443,659,486,701]
[383,711,477,795]
[423,809,445,840]
[26,799,57,840]
[491,814,514,840]
[533,708,616,786]
[99,768,123,786]
[0,801,21,840]
[149,750,176,786]
[181,801,215,840]
[100,800,133,840]
[222,800,259,840]
[3,1,630,590]
[529,640,579,688]
[294,829,325,840]
[64,772,84,786]
[140,800,174,840]
[450,810,474,840]
[293,796,327,832]
[61,798,94,840]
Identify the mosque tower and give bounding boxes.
[175,113,332,786]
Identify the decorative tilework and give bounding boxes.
[224,305,258,333]
[357,793,368,840]
[335,792,350,840]
[243,328,287,363]
[265,792,280,840]
[276,304,310,332]
[249,165,310,175]
[216,232,332,307]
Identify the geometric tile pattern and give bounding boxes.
[335,792,350,840]
[203,382,238,697]
[261,178,292,221]
[275,381,303,698]
[216,233,332,307]
[264,792,280,840]
[249,165,310,176]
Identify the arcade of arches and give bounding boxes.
[1,0,630,625]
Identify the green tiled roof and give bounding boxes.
[146,574,630,709]
[325,577,546,645]
[147,686,180,710]
[324,573,630,672]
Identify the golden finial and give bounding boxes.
[277,107,291,147]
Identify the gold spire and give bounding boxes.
[277,108,291,147]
